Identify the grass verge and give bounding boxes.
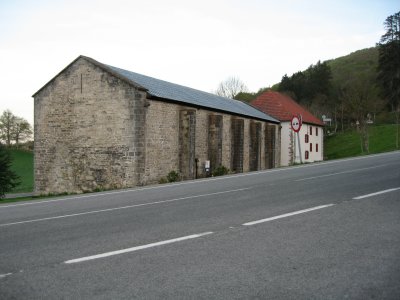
[325,124,399,160]
[9,149,34,193]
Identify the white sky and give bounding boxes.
[0,0,398,125]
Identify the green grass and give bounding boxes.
[10,149,34,193]
[0,193,70,204]
[325,124,399,160]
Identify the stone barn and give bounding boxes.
[33,56,280,194]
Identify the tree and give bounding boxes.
[0,144,20,198]
[277,61,332,106]
[216,77,248,99]
[0,110,32,147]
[340,75,382,153]
[13,117,33,146]
[377,11,400,148]
[234,92,256,103]
[0,110,16,146]
[306,61,332,99]
[279,74,292,93]
[377,11,400,110]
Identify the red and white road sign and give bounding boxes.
[291,116,302,132]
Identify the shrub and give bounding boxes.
[166,170,180,182]
[0,144,20,198]
[158,177,168,184]
[212,165,229,177]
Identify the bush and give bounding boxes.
[158,177,168,184]
[166,170,180,182]
[0,144,20,198]
[212,165,229,177]
[375,111,397,125]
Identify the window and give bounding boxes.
[305,134,309,143]
[310,126,313,135]
[316,127,318,136]
[316,143,319,152]
[305,151,309,159]
[310,143,313,152]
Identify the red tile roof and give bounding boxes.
[251,91,324,126]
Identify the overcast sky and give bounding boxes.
[0,0,398,125]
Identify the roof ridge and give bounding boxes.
[33,55,279,124]
[80,56,148,91]
[105,64,248,106]
[103,61,279,123]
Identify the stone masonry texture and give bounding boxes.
[208,114,223,173]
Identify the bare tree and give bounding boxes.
[215,77,248,99]
[13,117,32,146]
[0,110,33,147]
[341,76,383,153]
[0,110,16,146]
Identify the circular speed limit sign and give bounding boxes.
[291,116,302,132]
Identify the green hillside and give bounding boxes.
[325,124,399,160]
[326,47,379,88]
[10,149,34,193]
[238,47,380,103]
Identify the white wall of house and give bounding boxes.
[280,122,324,166]
[280,122,293,166]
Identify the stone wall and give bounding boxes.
[34,57,147,194]
[142,103,281,185]
[249,121,262,171]
[179,109,196,180]
[208,114,223,172]
[230,118,244,173]
[221,115,232,169]
[194,109,209,177]
[142,100,179,184]
[265,124,276,169]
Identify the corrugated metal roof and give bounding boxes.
[104,64,279,123]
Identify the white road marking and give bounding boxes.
[0,187,173,208]
[0,188,250,227]
[353,187,400,200]
[242,204,335,226]
[294,164,390,182]
[65,232,213,264]
[0,273,12,279]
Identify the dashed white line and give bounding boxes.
[353,187,400,200]
[0,273,12,279]
[242,204,335,226]
[294,164,390,182]
[0,188,250,227]
[65,232,213,264]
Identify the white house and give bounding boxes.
[251,91,324,166]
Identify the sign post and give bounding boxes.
[291,115,303,163]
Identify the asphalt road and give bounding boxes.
[1,152,400,299]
